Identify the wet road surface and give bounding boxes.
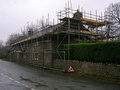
[0,60,120,90]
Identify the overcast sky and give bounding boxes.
[0,0,120,43]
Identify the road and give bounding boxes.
[0,60,120,90]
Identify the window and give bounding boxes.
[17,52,19,59]
[23,53,26,59]
[32,51,38,60]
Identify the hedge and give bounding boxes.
[61,42,120,64]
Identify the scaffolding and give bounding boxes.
[11,7,114,46]
[57,8,113,41]
[55,3,115,60]
[9,2,116,64]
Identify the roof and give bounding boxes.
[81,18,105,27]
[80,30,101,36]
[81,18,112,28]
[11,17,104,46]
[11,22,66,46]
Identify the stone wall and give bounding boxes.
[9,40,53,68]
[54,59,120,79]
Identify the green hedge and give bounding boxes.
[61,42,120,64]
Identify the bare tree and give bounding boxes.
[0,40,4,58]
[106,2,120,24]
[6,33,19,46]
[105,2,120,40]
[0,40,3,48]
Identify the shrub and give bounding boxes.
[61,42,120,64]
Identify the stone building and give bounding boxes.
[8,9,111,68]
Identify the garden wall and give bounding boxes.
[54,59,120,80]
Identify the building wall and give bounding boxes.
[9,40,53,68]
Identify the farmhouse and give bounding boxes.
[8,7,112,68]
